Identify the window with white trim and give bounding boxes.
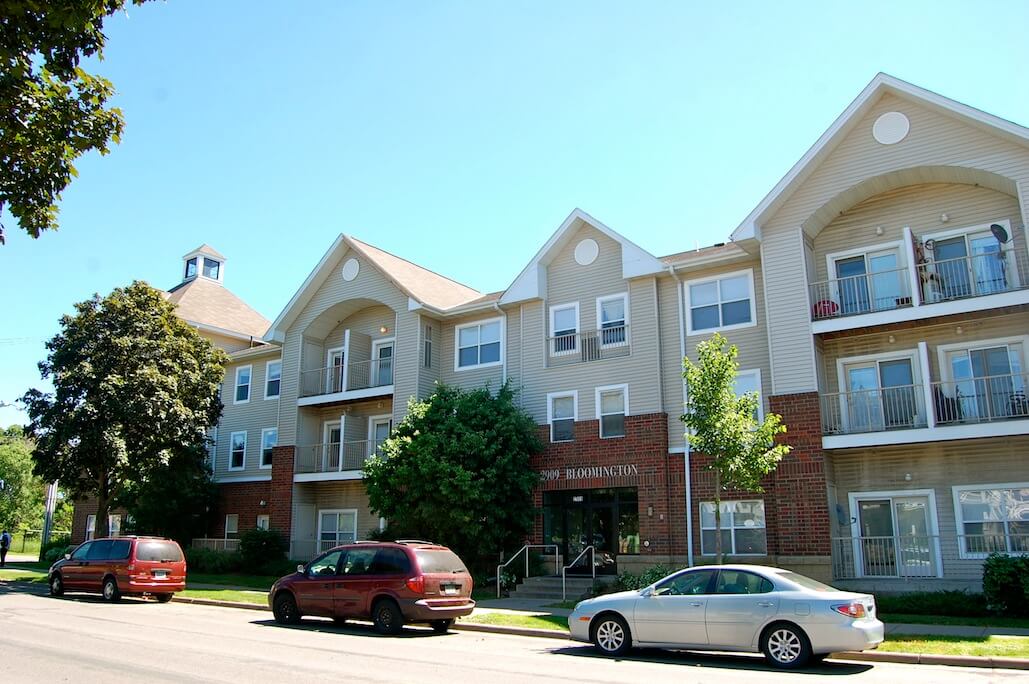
[596,384,627,438]
[234,365,252,404]
[184,257,198,280]
[318,509,358,552]
[954,484,1029,557]
[686,270,755,334]
[700,500,766,555]
[265,361,281,399]
[423,324,433,368]
[549,303,579,355]
[456,318,502,369]
[260,428,277,469]
[202,257,220,280]
[548,391,577,442]
[229,431,247,470]
[224,514,239,539]
[734,369,764,421]
[597,293,628,347]
[256,514,270,531]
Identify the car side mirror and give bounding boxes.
[296,564,306,575]
[640,588,652,598]
[64,553,71,560]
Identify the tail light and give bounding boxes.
[831,602,867,618]
[405,575,425,593]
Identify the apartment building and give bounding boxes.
[73,74,1029,590]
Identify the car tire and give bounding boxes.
[761,623,812,669]
[154,593,174,603]
[102,576,121,603]
[430,619,454,634]
[273,593,302,625]
[372,599,404,636]
[591,614,631,656]
[49,574,64,597]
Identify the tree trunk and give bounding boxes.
[95,487,111,539]
[713,470,722,564]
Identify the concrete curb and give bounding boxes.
[173,596,270,612]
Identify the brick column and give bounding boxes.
[270,445,295,538]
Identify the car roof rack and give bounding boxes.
[395,539,435,545]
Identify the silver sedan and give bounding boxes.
[568,564,884,668]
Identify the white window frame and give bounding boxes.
[224,514,239,539]
[596,293,629,348]
[202,257,221,281]
[229,430,247,471]
[326,341,347,394]
[547,390,578,443]
[952,482,1029,559]
[825,241,909,313]
[367,415,393,458]
[683,268,757,336]
[848,488,943,577]
[260,427,277,470]
[595,383,628,439]
[454,316,504,371]
[85,515,96,541]
[184,256,198,280]
[371,337,396,386]
[423,324,433,368]
[922,219,1020,291]
[549,302,580,356]
[700,499,767,556]
[317,508,358,552]
[734,369,765,421]
[264,360,281,400]
[256,514,270,531]
[234,365,252,404]
[936,335,1029,384]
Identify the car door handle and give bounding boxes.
[757,601,775,607]
[689,602,703,607]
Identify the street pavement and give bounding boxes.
[0,582,1025,683]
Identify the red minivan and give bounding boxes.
[48,536,187,602]
[270,540,474,634]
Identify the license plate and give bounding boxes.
[442,584,459,596]
[153,570,168,579]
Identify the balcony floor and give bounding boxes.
[297,385,394,408]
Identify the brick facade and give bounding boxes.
[70,497,130,544]
[212,480,272,537]
[269,445,295,534]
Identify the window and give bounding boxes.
[203,257,220,280]
[549,303,579,355]
[940,340,1027,423]
[84,514,119,540]
[260,428,277,469]
[685,270,755,334]
[85,515,96,541]
[71,542,92,560]
[340,548,377,575]
[224,514,239,539]
[922,222,1018,302]
[184,257,198,280]
[318,509,358,552]
[700,500,766,555]
[369,416,392,457]
[234,365,252,404]
[597,293,628,346]
[839,354,920,431]
[828,245,907,316]
[954,484,1029,557]
[256,514,270,531]
[87,540,114,560]
[456,318,502,370]
[548,391,577,442]
[654,569,717,596]
[229,431,247,470]
[371,547,411,574]
[423,324,433,368]
[734,369,764,421]
[110,540,132,560]
[372,339,394,387]
[596,384,628,438]
[265,360,281,399]
[309,550,343,577]
[714,570,773,595]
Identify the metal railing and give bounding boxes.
[496,544,560,598]
[562,545,595,600]
[820,384,926,435]
[295,440,377,474]
[809,266,913,321]
[932,373,1029,425]
[298,358,394,398]
[547,326,630,367]
[192,538,241,553]
[917,250,1025,304]
[831,534,1029,581]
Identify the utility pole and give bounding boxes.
[40,481,59,562]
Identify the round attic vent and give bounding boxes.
[341,258,360,282]
[574,238,599,266]
[872,111,910,145]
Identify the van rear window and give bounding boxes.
[135,541,183,562]
[413,549,466,574]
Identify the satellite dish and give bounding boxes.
[990,223,1010,243]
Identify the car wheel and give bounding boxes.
[102,576,121,603]
[49,574,64,597]
[591,614,631,656]
[430,619,454,634]
[154,593,174,603]
[273,593,302,625]
[372,599,404,636]
[762,623,812,669]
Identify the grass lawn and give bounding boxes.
[178,588,268,605]
[0,567,47,583]
[545,600,580,610]
[186,573,278,590]
[462,613,569,631]
[879,613,1029,629]
[878,634,1029,658]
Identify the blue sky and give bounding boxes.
[2,1,1027,427]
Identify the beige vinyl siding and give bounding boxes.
[214,354,281,480]
[761,92,1029,394]
[416,315,443,399]
[392,309,421,426]
[205,332,256,354]
[440,312,506,391]
[279,248,409,447]
[292,481,377,546]
[657,274,687,450]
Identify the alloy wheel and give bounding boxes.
[596,619,625,653]
[767,628,802,664]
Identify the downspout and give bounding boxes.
[669,264,694,567]
[492,302,508,384]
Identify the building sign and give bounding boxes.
[540,463,639,482]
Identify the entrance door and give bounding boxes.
[372,341,394,387]
[854,493,938,577]
[545,489,636,575]
[949,345,1024,421]
[844,358,917,432]
[368,417,392,459]
[323,422,342,472]
[327,349,345,393]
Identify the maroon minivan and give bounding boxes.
[48,536,187,602]
[270,540,474,634]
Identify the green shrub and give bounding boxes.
[185,547,243,574]
[874,590,989,617]
[40,535,73,564]
[237,528,288,569]
[983,553,1029,616]
[615,564,680,591]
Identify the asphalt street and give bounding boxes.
[0,583,1023,683]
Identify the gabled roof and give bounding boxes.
[732,73,1029,242]
[500,208,666,305]
[163,276,271,341]
[182,244,226,261]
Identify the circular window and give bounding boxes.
[574,238,599,266]
[341,258,360,282]
[872,111,910,145]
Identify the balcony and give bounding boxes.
[831,534,1028,582]
[547,325,630,367]
[298,358,393,405]
[932,373,1029,425]
[295,440,378,480]
[820,384,927,435]
[810,266,913,321]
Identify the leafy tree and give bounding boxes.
[0,0,152,243]
[364,383,542,573]
[22,281,227,539]
[0,426,45,531]
[681,333,791,563]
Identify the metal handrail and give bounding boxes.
[809,265,912,321]
[562,545,595,600]
[496,544,560,598]
[546,326,631,366]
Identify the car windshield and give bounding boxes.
[777,571,839,592]
[414,549,466,574]
[135,541,183,562]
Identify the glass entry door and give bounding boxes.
[327,349,345,393]
[855,494,937,577]
[844,358,917,432]
[835,250,903,315]
[543,489,638,575]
